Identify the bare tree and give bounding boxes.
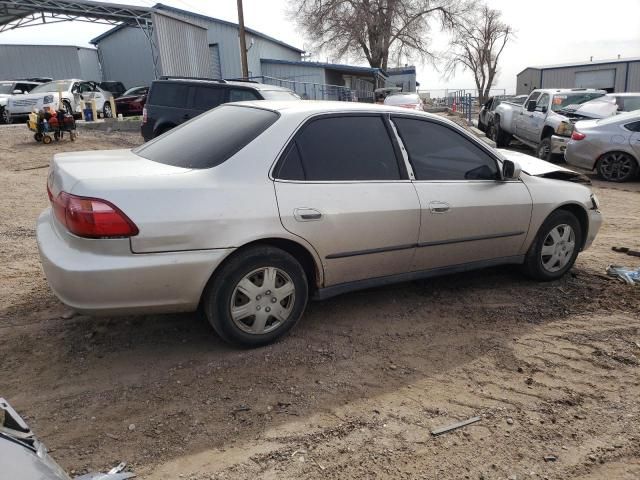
[443,4,513,104]
[289,0,469,71]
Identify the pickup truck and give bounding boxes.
[492,88,605,160]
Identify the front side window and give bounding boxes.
[277,115,401,181]
[192,86,225,110]
[536,93,550,111]
[134,105,279,169]
[392,117,499,181]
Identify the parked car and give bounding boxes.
[6,79,114,121]
[383,92,424,110]
[478,95,527,133]
[560,92,640,120]
[38,101,602,347]
[99,81,127,98]
[141,77,301,141]
[115,86,149,116]
[0,80,42,123]
[492,88,606,159]
[0,397,134,480]
[565,111,640,182]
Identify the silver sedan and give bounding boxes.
[565,111,640,182]
[37,101,603,347]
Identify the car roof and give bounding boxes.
[153,78,293,92]
[232,100,446,117]
[608,92,640,97]
[534,88,605,94]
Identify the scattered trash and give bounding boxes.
[612,246,640,257]
[544,455,557,462]
[127,423,136,431]
[606,265,640,285]
[74,461,135,479]
[431,416,481,436]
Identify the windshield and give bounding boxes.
[596,110,640,125]
[0,82,14,94]
[134,105,279,169]
[30,81,73,94]
[385,93,421,105]
[260,90,301,100]
[552,92,605,111]
[618,96,640,112]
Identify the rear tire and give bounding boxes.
[596,152,638,182]
[522,210,582,281]
[202,246,308,347]
[494,118,511,147]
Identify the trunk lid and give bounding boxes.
[48,149,191,197]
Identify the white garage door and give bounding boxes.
[575,69,615,90]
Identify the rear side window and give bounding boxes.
[278,116,400,181]
[134,105,279,169]
[149,82,189,108]
[624,121,640,132]
[192,86,225,110]
[393,117,499,181]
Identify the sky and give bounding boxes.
[1,0,639,94]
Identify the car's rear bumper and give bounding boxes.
[565,141,597,170]
[36,208,233,315]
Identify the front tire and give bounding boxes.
[203,246,308,347]
[1,107,10,124]
[523,210,582,281]
[596,152,638,182]
[537,137,553,161]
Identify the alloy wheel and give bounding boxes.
[599,152,635,181]
[538,142,551,160]
[1,108,10,124]
[540,224,575,273]
[229,267,296,335]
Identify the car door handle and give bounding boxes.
[429,201,450,214]
[294,208,322,221]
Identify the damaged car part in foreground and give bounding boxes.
[0,398,134,480]
[37,101,603,347]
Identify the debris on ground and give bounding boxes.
[606,265,640,285]
[431,416,482,436]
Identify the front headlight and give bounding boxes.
[556,121,574,137]
[43,95,54,104]
[590,193,600,210]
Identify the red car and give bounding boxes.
[114,86,148,116]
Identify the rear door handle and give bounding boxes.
[429,201,450,214]
[294,208,322,221]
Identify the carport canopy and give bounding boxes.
[0,0,152,33]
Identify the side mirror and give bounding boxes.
[526,100,537,112]
[540,105,548,114]
[502,159,522,180]
[13,89,23,95]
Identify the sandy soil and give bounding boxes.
[0,124,639,479]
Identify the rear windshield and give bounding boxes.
[134,105,279,169]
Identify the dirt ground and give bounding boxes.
[1,124,639,480]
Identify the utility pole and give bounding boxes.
[237,0,249,79]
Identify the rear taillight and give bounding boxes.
[571,131,586,141]
[49,191,138,238]
[142,106,147,124]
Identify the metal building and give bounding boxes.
[0,44,101,81]
[517,57,640,95]
[259,59,387,101]
[91,3,303,88]
[386,66,418,92]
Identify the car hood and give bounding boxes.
[497,149,591,183]
[562,100,618,120]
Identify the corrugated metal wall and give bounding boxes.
[205,21,242,78]
[516,68,541,95]
[0,44,98,80]
[541,63,628,91]
[152,12,212,78]
[96,27,156,87]
[625,62,640,91]
[260,62,326,86]
[247,38,300,78]
[77,46,102,81]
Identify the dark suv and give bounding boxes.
[141,77,300,141]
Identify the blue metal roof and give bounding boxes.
[261,58,388,77]
[90,3,304,53]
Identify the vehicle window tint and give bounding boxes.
[275,144,305,180]
[536,93,549,111]
[528,92,541,102]
[393,117,499,181]
[229,88,260,102]
[624,121,640,132]
[134,105,279,169]
[149,82,189,108]
[192,86,225,110]
[295,116,400,181]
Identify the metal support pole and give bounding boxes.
[237,0,249,79]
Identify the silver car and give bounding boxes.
[565,111,640,182]
[37,101,603,347]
